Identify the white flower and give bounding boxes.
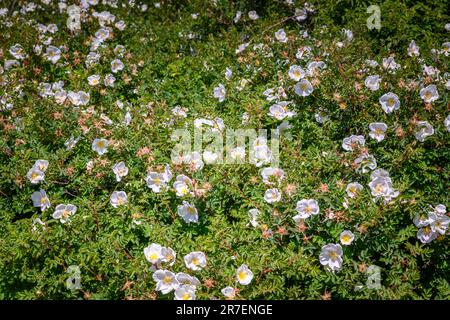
[288,65,306,81]
[236,264,253,285]
[295,8,308,21]
[364,75,381,91]
[31,189,51,211]
[146,172,167,193]
[27,168,45,184]
[294,199,319,220]
[67,91,80,105]
[319,244,343,272]
[233,10,242,23]
[177,201,198,223]
[294,79,313,97]
[342,28,353,42]
[111,59,124,73]
[159,246,176,266]
[225,67,232,80]
[162,164,173,182]
[221,286,236,299]
[368,177,391,197]
[413,214,430,228]
[315,109,329,124]
[423,65,438,77]
[213,84,226,102]
[112,162,128,182]
[9,44,25,60]
[87,75,101,86]
[369,122,387,142]
[339,230,355,245]
[407,40,420,57]
[346,182,363,198]
[368,176,399,203]
[248,10,259,20]
[235,42,249,54]
[260,167,285,185]
[306,61,326,76]
[52,204,77,224]
[4,59,20,71]
[296,46,312,60]
[431,204,447,216]
[382,56,400,72]
[144,243,163,264]
[110,191,128,208]
[420,84,439,103]
[186,152,204,171]
[264,188,281,203]
[248,208,260,227]
[104,74,116,86]
[54,90,67,104]
[417,227,438,244]
[45,46,61,64]
[172,106,188,118]
[174,285,196,300]
[176,273,201,287]
[379,92,400,114]
[354,154,377,173]
[342,135,365,151]
[415,121,434,142]
[78,91,90,105]
[445,115,450,132]
[92,138,109,155]
[203,150,219,164]
[123,111,131,126]
[173,175,193,197]
[371,168,390,180]
[275,28,288,43]
[115,20,126,30]
[442,42,450,56]
[428,213,449,235]
[252,141,272,167]
[268,102,295,120]
[152,270,178,294]
[184,251,206,271]
[194,118,214,129]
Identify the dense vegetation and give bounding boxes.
[0,0,448,300]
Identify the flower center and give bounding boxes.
[329,251,338,260]
[182,293,191,300]
[163,276,172,284]
[375,184,383,193]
